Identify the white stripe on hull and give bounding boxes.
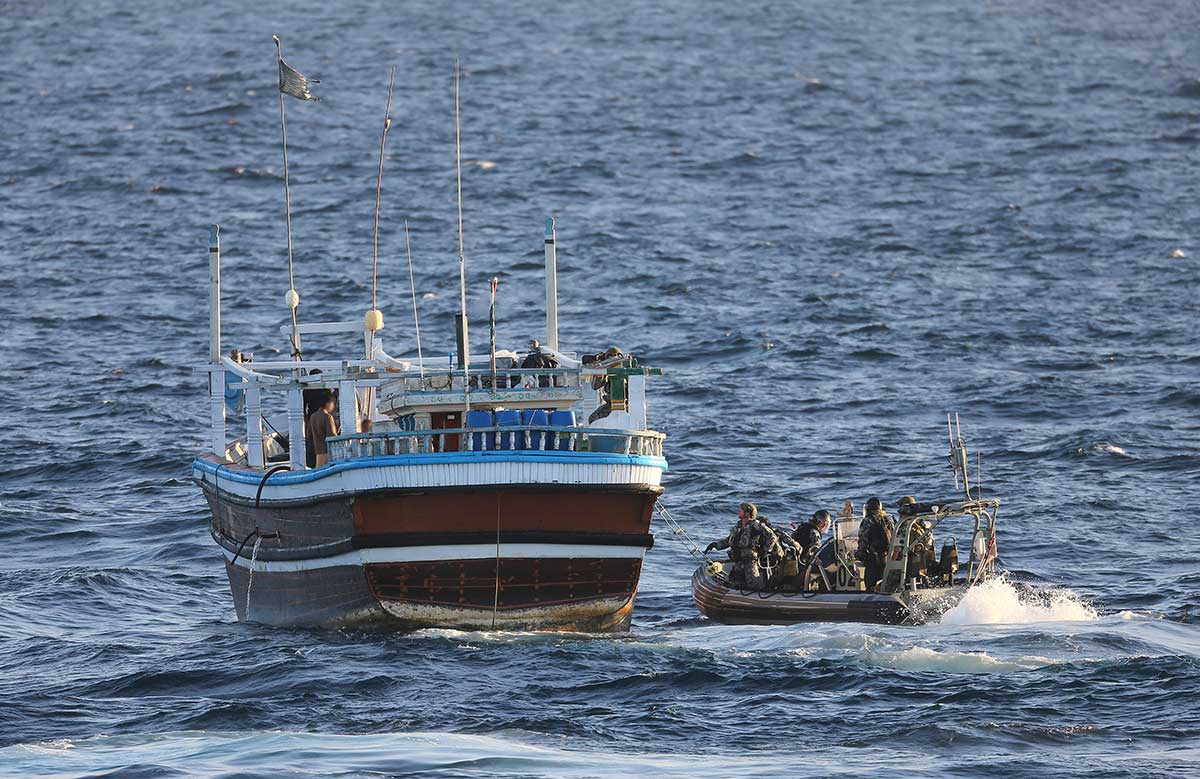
[223,543,648,572]
[199,459,664,502]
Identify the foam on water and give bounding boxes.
[860,645,1054,673]
[939,578,1099,626]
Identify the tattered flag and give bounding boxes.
[279,57,320,101]
[273,36,320,101]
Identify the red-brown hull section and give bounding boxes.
[208,483,659,631]
[352,488,655,536]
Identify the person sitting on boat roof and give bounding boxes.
[857,497,893,592]
[308,392,340,468]
[521,339,558,387]
[705,502,770,589]
[793,510,832,565]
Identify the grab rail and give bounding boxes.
[326,425,665,462]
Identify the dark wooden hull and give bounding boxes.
[202,481,659,631]
[691,567,966,625]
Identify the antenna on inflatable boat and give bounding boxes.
[947,412,972,500]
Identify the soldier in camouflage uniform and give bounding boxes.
[756,515,799,589]
[857,497,894,591]
[706,502,772,589]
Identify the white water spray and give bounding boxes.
[939,576,1098,626]
[245,536,264,621]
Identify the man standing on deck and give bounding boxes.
[705,502,769,589]
[857,497,893,591]
[308,393,339,468]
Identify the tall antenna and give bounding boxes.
[404,221,425,380]
[947,412,973,499]
[454,59,471,411]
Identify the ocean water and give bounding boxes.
[2,0,1199,776]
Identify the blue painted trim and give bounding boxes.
[193,450,668,487]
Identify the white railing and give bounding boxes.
[326,425,665,462]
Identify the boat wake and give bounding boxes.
[938,577,1098,626]
[861,645,1055,673]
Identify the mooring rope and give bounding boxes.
[653,501,712,565]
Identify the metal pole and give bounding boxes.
[404,221,426,380]
[209,225,226,457]
[544,216,558,351]
[489,277,498,390]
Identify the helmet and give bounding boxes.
[739,502,758,519]
[897,496,917,507]
[865,497,884,515]
[812,510,833,524]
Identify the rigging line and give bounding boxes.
[654,501,710,564]
[371,65,397,312]
[404,221,426,379]
[492,493,501,630]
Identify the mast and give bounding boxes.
[544,216,559,351]
[454,60,470,412]
[364,65,397,356]
[272,35,302,362]
[208,225,225,457]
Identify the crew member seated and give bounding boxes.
[896,497,939,584]
[521,339,558,387]
[793,510,832,565]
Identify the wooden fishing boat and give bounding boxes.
[194,225,666,631]
[194,53,666,631]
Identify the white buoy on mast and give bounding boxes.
[544,217,559,351]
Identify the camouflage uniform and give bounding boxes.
[857,512,894,591]
[757,518,800,588]
[710,518,775,589]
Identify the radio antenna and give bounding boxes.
[947,413,972,499]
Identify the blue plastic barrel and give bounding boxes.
[548,410,576,451]
[495,409,521,450]
[465,410,493,451]
[520,409,549,450]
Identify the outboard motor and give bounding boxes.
[938,538,959,585]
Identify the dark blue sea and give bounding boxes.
[3,0,1199,776]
